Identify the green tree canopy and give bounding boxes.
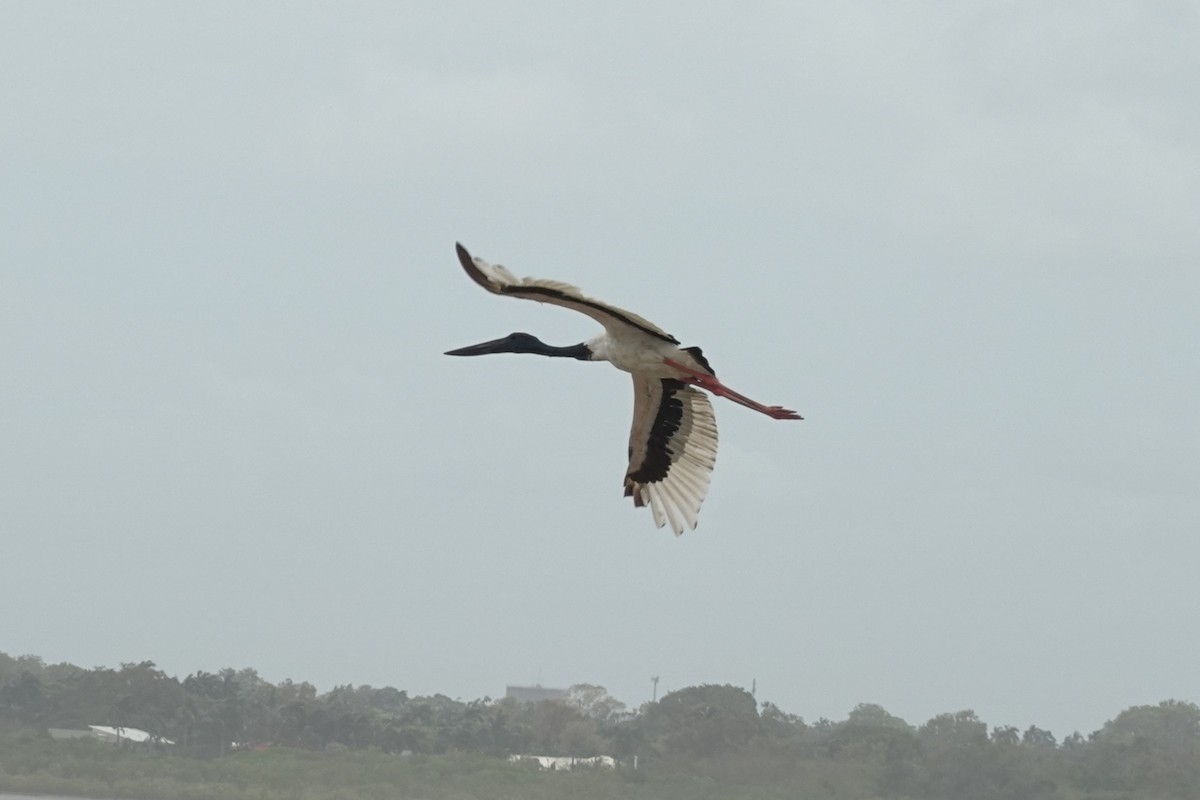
[644,684,759,757]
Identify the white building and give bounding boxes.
[508,754,615,770]
[87,725,175,745]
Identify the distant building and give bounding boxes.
[509,754,616,770]
[87,725,173,744]
[505,684,567,704]
[47,725,174,745]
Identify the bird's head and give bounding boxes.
[444,332,591,360]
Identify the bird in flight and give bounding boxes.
[446,243,802,535]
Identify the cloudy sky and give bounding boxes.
[3,2,1198,738]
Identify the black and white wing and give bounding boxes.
[623,376,718,535]
[455,242,679,345]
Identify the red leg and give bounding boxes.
[663,358,803,420]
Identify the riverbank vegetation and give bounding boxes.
[2,650,1197,799]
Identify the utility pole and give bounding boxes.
[650,675,660,703]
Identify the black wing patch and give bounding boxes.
[625,378,686,487]
[682,346,715,377]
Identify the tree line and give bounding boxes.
[2,650,1198,799]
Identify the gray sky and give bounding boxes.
[3,2,1198,738]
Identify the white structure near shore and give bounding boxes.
[47,725,174,745]
[508,754,615,770]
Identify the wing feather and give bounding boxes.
[623,376,718,535]
[455,243,679,344]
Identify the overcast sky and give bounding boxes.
[2,2,1198,739]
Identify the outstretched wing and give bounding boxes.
[455,242,679,345]
[623,376,718,535]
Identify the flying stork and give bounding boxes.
[445,243,802,535]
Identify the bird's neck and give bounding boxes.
[536,342,593,360]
